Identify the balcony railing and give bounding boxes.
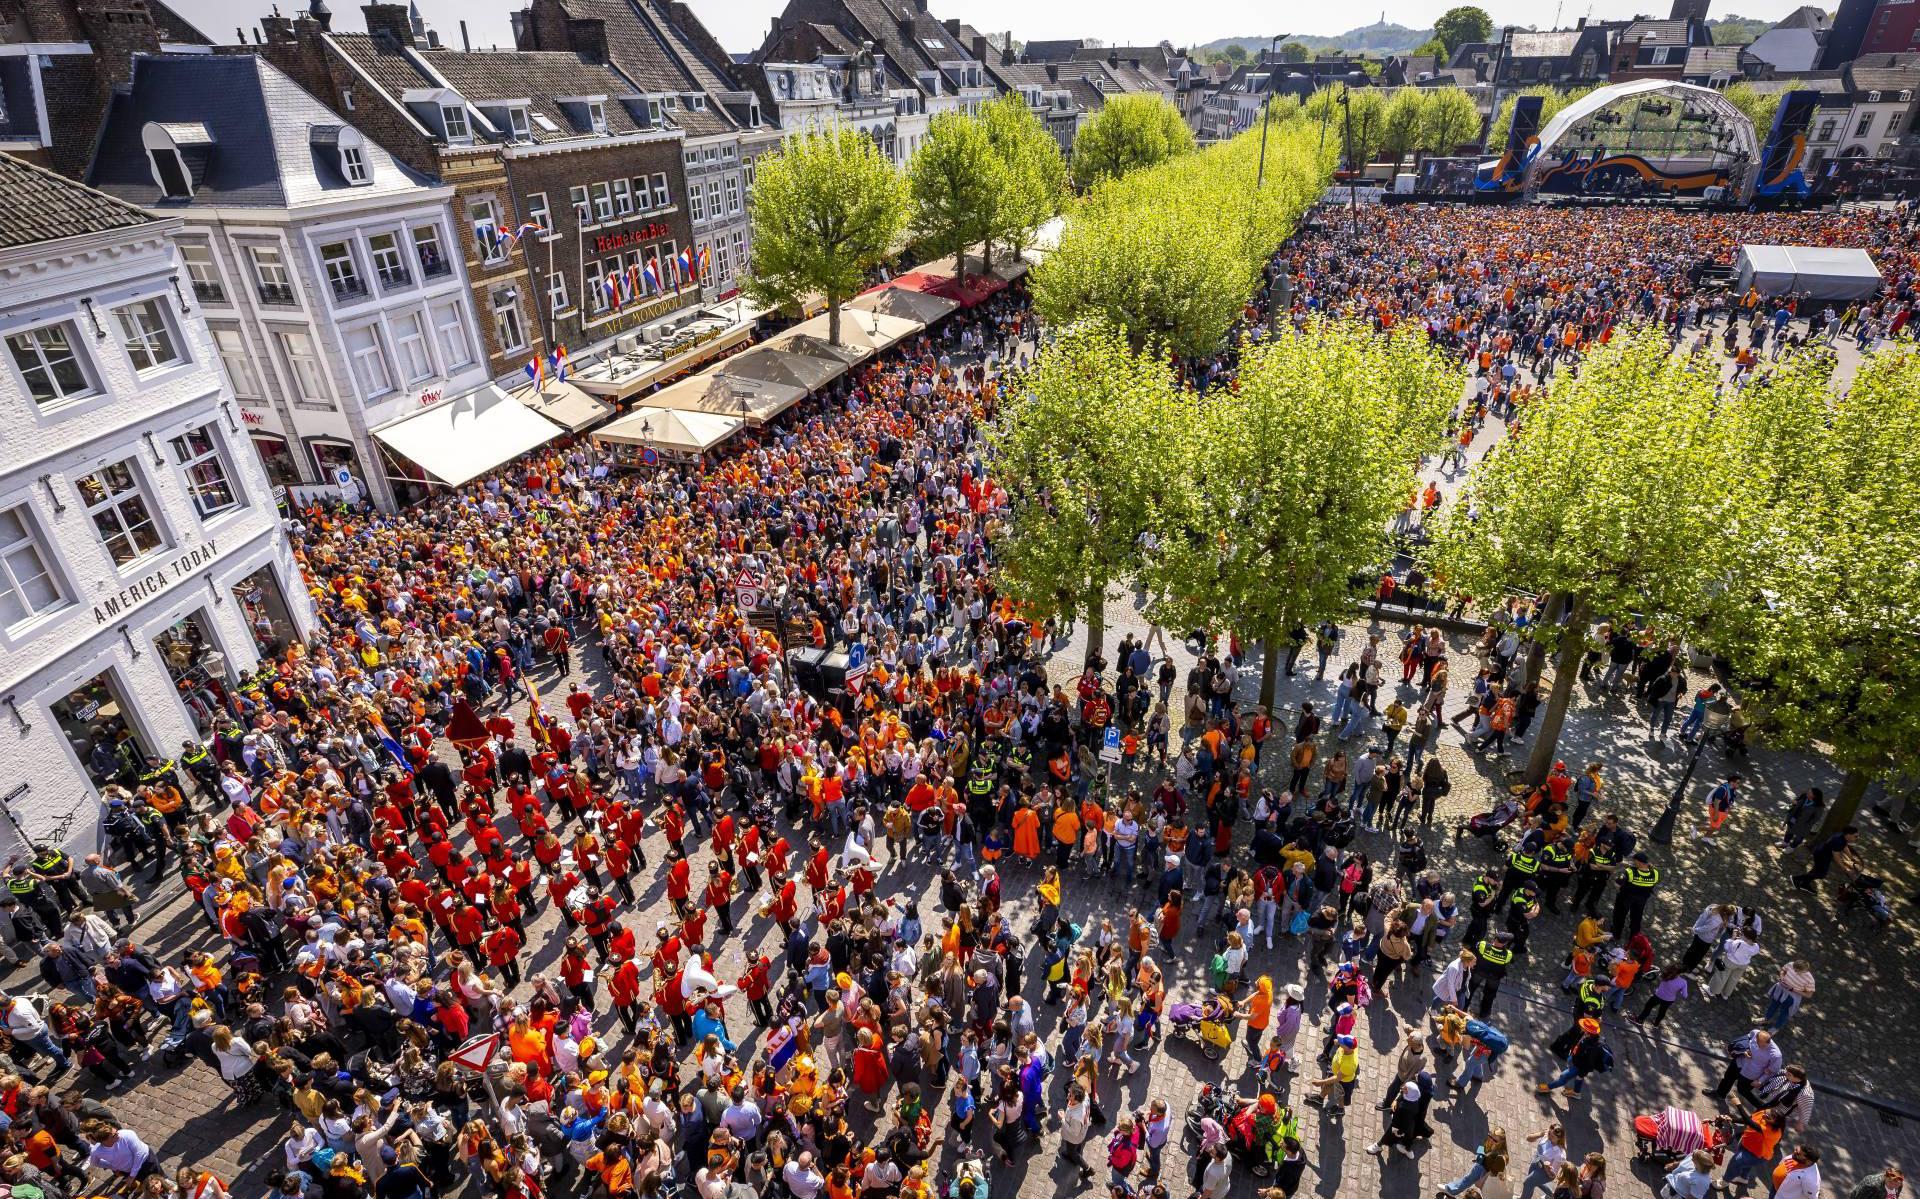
[419,254,452,279]
[192,280,226,304]
[330,276,369,302]
[377,266,412,291]
[257,282,297,306]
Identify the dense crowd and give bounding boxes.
[0,203,1910,1199]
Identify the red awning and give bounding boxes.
[888,269,1007,309]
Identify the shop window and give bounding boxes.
[232,565,297,656]
[51,670,152,788]
[75,460,166,567]
[152,610,233,735]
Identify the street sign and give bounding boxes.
[735,569,764,611]
[447,1031,501,1073]
[847,642,866,671]
[639,447,660,467]
[1099,724,1122,763]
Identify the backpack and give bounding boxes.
[1107,1129,1139,1170]
[1463,1019,1510,1060]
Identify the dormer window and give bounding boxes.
[141,122,210,200]
[689,94,706,111]
[588,101,607,132]
[341,143,369,184]
[442,104,470,142]
[649,97,664,124]
[662,96,677,110]
[153,147,192,198]
[508,106,532,140]
[749,100,761,126]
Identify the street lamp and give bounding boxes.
[1253,34,1289,191]
[1650,693,1734,844]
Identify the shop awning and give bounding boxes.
[772,309,923,360]
[643,371,807,426]
[594,405,743,454]
[848,284,960,324]
[891,268,1005,308]
[372,384,563,487]
[513,380,615,432]
[569,322,755,399]
[720,346,848,392]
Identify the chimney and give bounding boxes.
[1107,48,1118,65]
[943,17,960,37]
[362,2,414,46]
[568,16,608,63]
[308,0,332,30]
[971,34,987,61]
[461,18,470,49]
[261,13,295,40]
[1576,15,1586,27]
[1001,43,1013,65]
[236,24,246,41]
[1129,57,1139,69]
[911,0,927,12]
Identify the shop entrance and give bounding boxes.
[49,669,153,789]
[232,565,298,657]
[151,609,233,735]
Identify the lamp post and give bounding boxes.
[1651,694,1733,845]
[1253,34,1289,190]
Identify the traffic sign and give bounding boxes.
[639,447,660,467]
[847,642,866,671]
[447,1031,501,1073]
[1100,725,1122,763]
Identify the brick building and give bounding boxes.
[254,1,702,381]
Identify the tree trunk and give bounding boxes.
[1816,769,1872,841]
[1524,594,1590,786]
[1259,620,1285,713]
[981,238,994,273]
[827,298,842,346]
[1522,593,1567,691]
[1083,590,1106,668]
[955,247,967,281]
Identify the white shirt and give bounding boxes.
[1773,1164,1820,1199]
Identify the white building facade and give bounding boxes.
[0,154,313,857]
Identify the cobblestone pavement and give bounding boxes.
[12,317,1916,1198]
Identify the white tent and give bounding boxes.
[766,309,924,361]
[513,380,615,431]
[848,286,958,325]
[372,384,564,487]
[642,370,807,426]
[720,346,848,392]
[594,405,742,455]
[1735,244,1882,301]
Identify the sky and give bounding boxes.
[179,0,1826,60]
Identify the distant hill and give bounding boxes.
[1193,21,1435,58]
[1708,14,1772,45]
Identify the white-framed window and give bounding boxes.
[249,243,295,304]
[743,157,756,189]
[1855,111,1875,137]
[730,229,745,271]
[412,224,449,277]
[168,423,243,519]
[321,241,365,300]
[7,321,96,408]
[341,143,370,184]
[648,97,663,125]
[211,326,262,400]
[181,240,225,304]
[369,231,410,289]
[0,504,66,629]
[588,100,607,132]
[468,199,506,264]
[690,183,705,222]
[634,175,653,210]
[491,288,527,353]
[113,299,184,373]
[570,185,592,225]
[341,85,355,111]
[613,177,633,215]
[713,239,729,280]
[508,105,532,140]
[76,460,166,567]
[343,324,394,399]
[527,192,552,233]
[391,311,434,384]
[549,271,571,315]
[725,176,740,214]
[684,149,698,169]
[431,300,474,370]
[275,329,329,405]
[707,180,722,219]
[250,432,302,488]
[723,144,736,160]
[653,172,670,206]
[442,103,471,142]
[591,181,614,222]
[691,95,706,112]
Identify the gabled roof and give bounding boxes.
[540,0,735,136]
[1507,30,1584,59]
[149,0,216,45]
[86,53,435,209]
[1623,18,1694,47]
[1773,5,1829,30]
[1021,39,1092,62]
[0,151,156,251]
[330,35,662,143]
[1845,55,1920,94]
[1683,45,1743,76]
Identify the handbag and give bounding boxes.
[1288,910,1310,937]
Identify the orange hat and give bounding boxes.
[1579,1018,1601,1035]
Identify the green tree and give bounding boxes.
[908,111,1007,280]
[1424,330,1740,785]
[1414,36,1450,60]
[1433,5,1493,53]
[1725,79,1791,135]
[1279,41,1311,63]
[743,126,908,345]
[1381,89,1428,171]
[1344,88,1388,167]
[1219,42,1251,65]
[1706,346,1920,836]
[990,323,1180,664]
[1069,93,1196,191]
[1487,84,1594,148]
[981,91,1067,265]
[1148,319,1457,710]
[1420,87,1484,154]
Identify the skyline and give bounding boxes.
[181,0,1831,60]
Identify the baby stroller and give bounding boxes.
[940,1147,991,1199]
[1632,1106,1729,1171]
[1454,797,1520,852]
[1839,874,1894,929]
[1168,1001,1235,1060]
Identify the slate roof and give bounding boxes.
[1683,46,1743,75]
[1774,6,1829,29]
[87,53,435,209]
[1624,18,1694,46]
[0,151,157,250]
[542,0,735,136]
[149,0,215,44]
[1507,30,1583,58]
[1070,44,1172,75]
[1846,55,1920,93]
[1021,39,1090,62]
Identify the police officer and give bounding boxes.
[1537,835,1576,914]
[1504,881,1541,957]
[1572,829,1623,915]
[180,739,220,802]
[1498,838,1542,906]
[1462,870,1501,948]
[5,862,65,936]
[28,843,82,912]
[1574,976,1612,1020]
[1464,932,1514,1018]
[1611,851,1660,940]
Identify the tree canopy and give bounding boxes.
[1433,5,1494,52]
[980,92,1068,263]
[1425,329,1739,782]
[908,111,1007,278]
[1149,320,1459,708]
[1421,88,1485,155]
[1488,85,1596,149]
[742,125,907,345]
[1069,94,1196,191]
